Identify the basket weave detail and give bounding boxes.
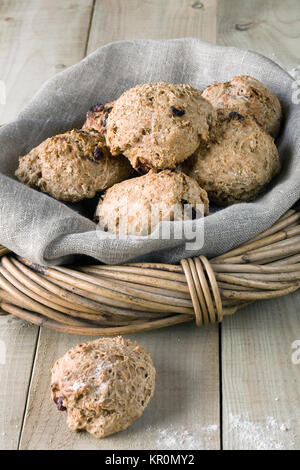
[0,208,299,335]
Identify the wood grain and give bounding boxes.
[217,0,300,450]
[0,0,94,124]
[0,316,38,450]
[20,324,220,450]
[222,292,300,450]
[87,0,217,53]
[1,0,299,451]
[217,0,300,70]
[18,0,221,450]
[0,0,95,450]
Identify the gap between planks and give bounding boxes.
[14,0,97,449]
[18,0,222,450]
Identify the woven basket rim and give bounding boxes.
[0,207,300,335]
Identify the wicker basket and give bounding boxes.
[0,206,299,335]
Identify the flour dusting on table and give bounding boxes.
[145,423,219,450]
[229,414,295,450]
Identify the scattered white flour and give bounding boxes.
[98,381,109,394]
[95,361,114,373]
[229,413,295,450]
[205,424,218,432]
[157,426,196,449]
[145,423,219,450]
[280,424,289,432]
[68,381,85,391]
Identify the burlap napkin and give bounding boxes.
[0,38,299,265]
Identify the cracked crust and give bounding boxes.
[202,75,282,137]
[82,101,114,134]
[96,170,209,235]
[51,336,156,439]
[15,129,132,202]
[105,82,216,171]
[182,113,281,206]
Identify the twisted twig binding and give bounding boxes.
[180,256,223,326]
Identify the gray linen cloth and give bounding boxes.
[0,38,299,266]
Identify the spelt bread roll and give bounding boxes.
[51,336,156,439]
[105,82,216,172]
[16,129,132,202]
[96,169,209,235]
[202,75,282,137]
[182,112,281,206]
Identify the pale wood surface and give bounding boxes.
[0,0,94,125]
[19,0,221,451]
[222,292,300,450]
[88,0,217,53]
[0,0,94,450]
[20,325,220,450]
[217,0,300,70]
[217,1,300,450]
[0,316,38,450]
[0,0,300,450]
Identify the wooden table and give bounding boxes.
[0,0,299,451]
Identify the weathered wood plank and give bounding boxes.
[0,316,38,450]
[20,324,220,450]
[0,0,94,124]
[222,293,300,450]
[0,0,95,450]
[3,0,299,451]
[217,0,300,70]
[18,0,221,451]
[87,0,217,53]
[218,0,300,450]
